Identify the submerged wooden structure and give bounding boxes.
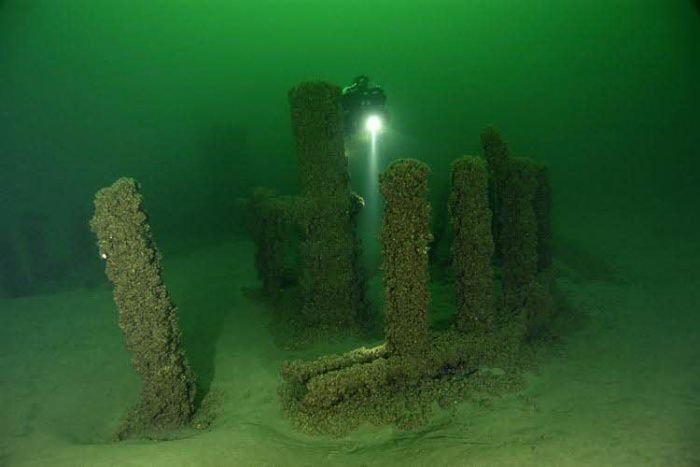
[249,81,556,435]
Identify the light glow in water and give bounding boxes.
[365,114,383,134]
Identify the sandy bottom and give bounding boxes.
[1,231,698,466]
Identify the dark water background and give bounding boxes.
[1,0,698,295]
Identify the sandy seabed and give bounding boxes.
[1,228,698,467]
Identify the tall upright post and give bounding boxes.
[90,177,196,439]
[288,82,365,329]
[500,158,539,300]
[481,127,511,261]
[449,156,495,333]
[380,159,431,356]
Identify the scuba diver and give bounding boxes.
[341,75,387,136]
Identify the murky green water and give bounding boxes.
[1,1,698,465]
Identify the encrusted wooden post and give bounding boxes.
[481,127,511,261]
[379,159,432,356]
[90,178,196,439]
[288,81,365,329]
[449,156,495,333]
[500,158,539,301]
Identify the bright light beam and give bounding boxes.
[364,123,381,270]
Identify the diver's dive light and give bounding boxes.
[365,114,383,134]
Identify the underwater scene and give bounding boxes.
[1,1,699,466]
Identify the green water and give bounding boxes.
[1,1,698,465]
